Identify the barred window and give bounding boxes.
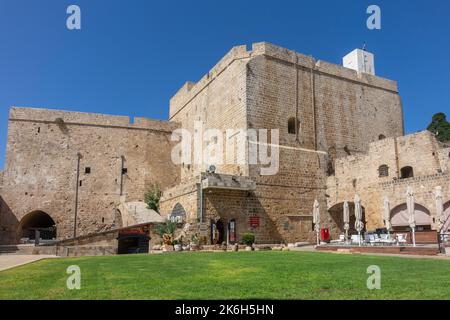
[378,165,389,177]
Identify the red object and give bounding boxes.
[320,228,330,242]
[249,216,260,228]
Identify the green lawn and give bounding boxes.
[1,251,450,300]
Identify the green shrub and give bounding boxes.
[155,219,177,238]
[241,233,255,246]
[144,184,161,211]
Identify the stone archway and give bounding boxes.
[328,202,366,235]
[170,203,187,223]
[17,211,56,242]
[390,203,431,231]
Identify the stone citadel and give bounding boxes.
[0,42,449,251]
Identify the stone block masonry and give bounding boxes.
[2,42,440,248]
[0,107,180,244]
[162,42,405,244]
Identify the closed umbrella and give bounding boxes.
[383,196,392,239]
[343,201,350,243]
[313,200,320,246]
[406,186,416,247]
[436,186,444,234]
[354,194,364,246]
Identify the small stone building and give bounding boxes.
[0,42,449,247]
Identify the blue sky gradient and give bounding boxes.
[0,0,449,168]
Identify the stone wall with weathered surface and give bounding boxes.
[169,45,252,181]
[0,107,180,244]
[165,42,406,243]
[0,42,414,246]
[327,131,450,232]
[244,42,404,241]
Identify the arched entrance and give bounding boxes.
[390,203,431,231]
[329,202,366,235]
[17,211,56,242]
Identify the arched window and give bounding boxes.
[400,166,414,179]
[288,117,297,135]
[378,165,389,177]
[170,203,186,223]
[379,134,386,140]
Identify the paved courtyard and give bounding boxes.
[0,255,57,272]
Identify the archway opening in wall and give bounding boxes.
[400,166,414,179]
[18,211,56,242]
[170,203,187,223]
[390,203,432,232]
[328,202,366,236]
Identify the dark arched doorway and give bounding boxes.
[18,211,56,242]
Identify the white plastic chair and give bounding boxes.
[397,233,408,245]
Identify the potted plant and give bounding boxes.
[242,233,255,251]
[162,234,174,251]
[156,219,177,251]
[173,239,182,252]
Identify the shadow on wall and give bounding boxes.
[0,196,19,245]
[328,202,367,235]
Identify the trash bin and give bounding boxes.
[320,228,330,243]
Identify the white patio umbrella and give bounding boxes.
[343,201,350,243]
[313,199,320,246]
[383,196,392,239]
[406,186,416,247]
[436,186,444,234]
[354,194,364,246]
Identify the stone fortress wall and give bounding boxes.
[0,107,180,244]
[1,42,447,247]
[161,42,405,244]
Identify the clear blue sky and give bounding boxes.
[0,0,449,169]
